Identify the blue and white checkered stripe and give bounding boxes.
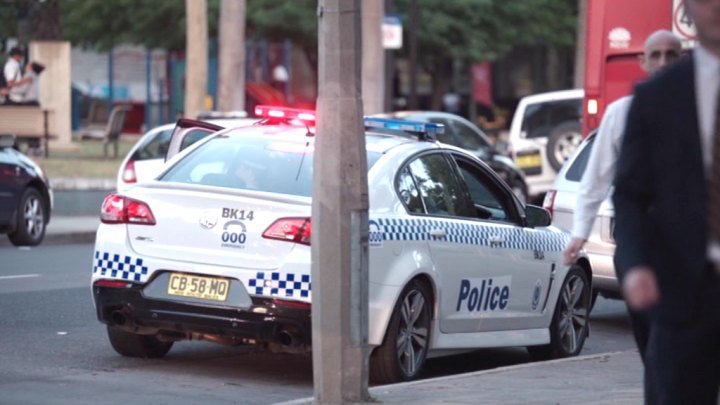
[93,251,149,282]
[375,218,567,252]
[248,272,311,299]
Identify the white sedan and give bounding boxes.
[116,116,258,191]
[92,107,592,383]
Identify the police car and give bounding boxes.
[91,106,592,383]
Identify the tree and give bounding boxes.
[60,0,220,51]
[395,0,578,108]
[217,0,246,111]
[185,0,208,119]
[246,0,318,67]
[1,0,62,45]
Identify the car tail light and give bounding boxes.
[543,189,557,219]
[100,193,156,225]
[272,298,311,309]
[121,160,137,184]
[94,279,132,288]
[262,217,312,245]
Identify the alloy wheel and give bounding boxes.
[558,274,589,354]
[22,194,44,239]
[396,289,430,377]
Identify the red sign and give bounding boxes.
[472,63,493,106]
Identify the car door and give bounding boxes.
[398,151,503,334]
[451,154,556,331]
[164,119,225,161]
[0,146,22,225]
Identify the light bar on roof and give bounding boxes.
[254,105,316,122]
[363,117,445,136]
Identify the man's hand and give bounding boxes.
[563,237,586,265]
[622,266,659,311]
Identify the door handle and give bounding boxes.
[489,236,505,246]
[429,229,446,238]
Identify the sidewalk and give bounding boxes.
[281,350,644,404]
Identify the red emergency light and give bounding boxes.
[254,105,316,123]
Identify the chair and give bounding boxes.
[81,105,130,158]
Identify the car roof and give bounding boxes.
[374,110,462,120]
[519,89,584,104]
[217,124,426,155]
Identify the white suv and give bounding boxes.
[507,89,584,199]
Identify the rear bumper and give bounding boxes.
[93,281,311,347]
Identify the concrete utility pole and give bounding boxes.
[185,0,208,119]
[312,0,370,403]
[218,0,246,112]
[361,0,385,115]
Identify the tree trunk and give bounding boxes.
[218,0,246,112]
[361,0,384,115]
[185,0,208,119]
[28,0,62,40]
[573,0,587,88]
[429,61,451,111]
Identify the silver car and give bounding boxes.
[543,132,619,302]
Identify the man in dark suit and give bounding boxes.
[613,0,720,403]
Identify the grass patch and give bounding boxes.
[30,138,137,179]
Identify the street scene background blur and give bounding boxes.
[0,0,579,149]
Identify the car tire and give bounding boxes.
[106,326,173,358]
[527,265,590,361]
[370,279,432,384]
[546,121,582,172]
[8,188,46,246]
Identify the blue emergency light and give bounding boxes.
[363,117,444,140]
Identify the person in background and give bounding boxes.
[613,0,720,402]
[563,30,683,363]
[3,47,31,105]
[16,62,45,106]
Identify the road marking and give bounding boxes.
[0,274,41,280]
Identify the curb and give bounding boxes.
[50,178,115,191]
[275,350,637,405]
[0,231,96,248]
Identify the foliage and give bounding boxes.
[395,0,577,69]
[246,0,318,64]
[0,0,23,41]
[60,0,221,51]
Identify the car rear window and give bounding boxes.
[521,98,582,139]
[564,136,596,182]
[159,135,381,197]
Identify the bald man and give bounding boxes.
[562,29,682,360]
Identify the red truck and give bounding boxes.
[582,0,697,136]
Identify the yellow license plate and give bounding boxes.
[515,154,542,168]
[167,273,230,302]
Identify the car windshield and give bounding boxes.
[159,134,382,197]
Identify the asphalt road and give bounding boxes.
[0,243,635,404]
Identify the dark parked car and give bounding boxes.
[0,135,52,246]
[374,111,529,204]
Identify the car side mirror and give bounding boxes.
[525,205,551,228]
